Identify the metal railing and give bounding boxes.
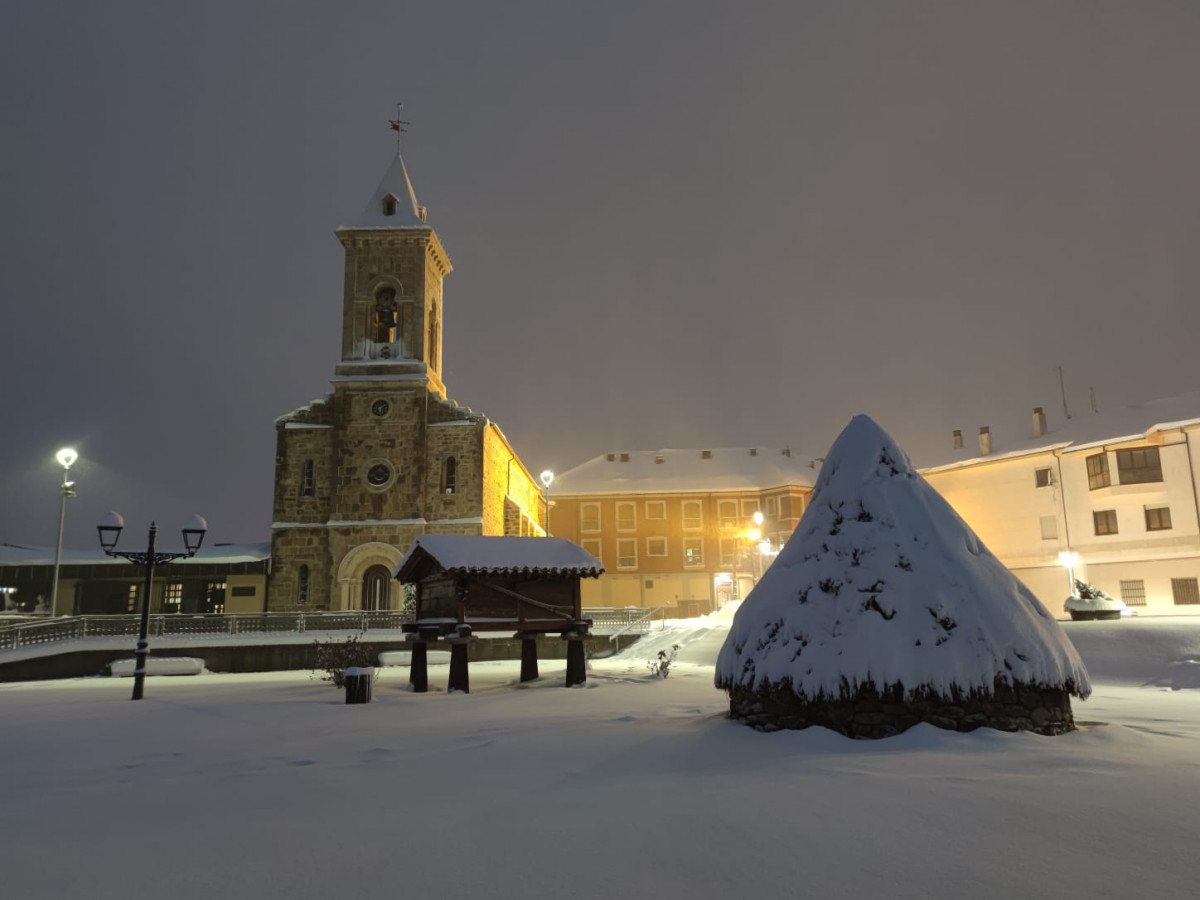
[0,607,653,652]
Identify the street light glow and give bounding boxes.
[540,470,554,488]
[56,447,78,469]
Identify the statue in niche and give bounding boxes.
[373,288,399,343]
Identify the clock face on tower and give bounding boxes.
[371,399,390,417]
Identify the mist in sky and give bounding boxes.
[3,1,1199,549]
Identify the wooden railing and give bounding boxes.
[0,607,652,652]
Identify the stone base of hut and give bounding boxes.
[726,681,1077,738]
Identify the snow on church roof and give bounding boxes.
[337,152,429,230]
[552,448,819,496]
[714,415,1091,700]
[394,535,604,581]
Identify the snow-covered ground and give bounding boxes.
[2,613,1199,900]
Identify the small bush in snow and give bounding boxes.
[647,644,680,678]
[312,635,376,688]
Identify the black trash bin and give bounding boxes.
[344,666,374,704]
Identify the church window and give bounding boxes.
[428,307,439,371]
[363,565,391,611]
[297,566,309,606]
[300,460,314,497]
[443,456,457,495]
[366,462,392,487]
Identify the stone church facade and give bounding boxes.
[268,151,544,611]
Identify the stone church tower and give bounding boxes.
[268,148,545,611]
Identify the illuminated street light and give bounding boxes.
[1058,550,1080,596]
[540,470,554,537]
[49,448,79,617]
[98,512,208,700]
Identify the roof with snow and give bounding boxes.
[910,389,1200,472]
[337,153,429,230]
[552,447,819,496]
[714,415,1091,700]
[0,542,272,568]
[394,535,604,582]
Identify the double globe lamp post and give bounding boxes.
[97,511,208,700]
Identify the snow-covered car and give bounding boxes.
[1064,580,1130,621]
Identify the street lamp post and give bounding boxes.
[748,510,765,585]
[1058,550,1080,597]
[49,448,78,616]
[97,511,208,700]
[540,470,554,537]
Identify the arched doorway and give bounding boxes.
[362,565,392,611]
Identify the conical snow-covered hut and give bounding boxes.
[715,415,1090,738]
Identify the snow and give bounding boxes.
[2,614,1200,899]
[553,446,819,495]
[716,415,1090,699]
[395,534,604,579]
[109,657,205,677]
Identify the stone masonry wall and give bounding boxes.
[727,680,1077,738]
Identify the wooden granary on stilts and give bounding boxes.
[393,535,604,693]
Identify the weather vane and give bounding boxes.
[388,102,410,154]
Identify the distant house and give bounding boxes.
[549,447,818,616]
[0,543,271,616]
[914,393,1200,617]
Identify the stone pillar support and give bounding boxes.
[520,636,539,683]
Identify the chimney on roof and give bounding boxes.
[952,429,963,450]
[654,454,664,464]
[1033,407,1047,438]
[619,453,630,463]
[605,453,615,462]
[781,446,791,457]
[749,448,758,456]
[979,426,992,456]
[701,450,712,459]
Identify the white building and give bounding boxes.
[917,393,1200,616]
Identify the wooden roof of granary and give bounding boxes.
[394,535,604,582]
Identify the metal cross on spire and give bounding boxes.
[388,102,410,155]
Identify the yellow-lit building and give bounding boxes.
[548,448,816,616]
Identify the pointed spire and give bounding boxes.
[340,107,429,230]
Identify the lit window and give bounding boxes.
[682,501,702,530]
[163,582,183,613]
[684,538,703,567]
[617,539,637,569]
[647,537,667,557]
[205,582,226,615]
[1093,510,1118,536]
[1117,447,1163,485]
[1145,507,1172,532]
[126,584,139,613]
[1086,453,1110,490]
[718,501,738,529]
[580,503,600,532]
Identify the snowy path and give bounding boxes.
[2,615,1199,900]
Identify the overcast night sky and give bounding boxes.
[2,1,1199,550]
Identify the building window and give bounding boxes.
[1035,468,1052,488]
[740,499,760,517]
[366,461,392,488]
[1117,447,1163,485]
[765,497,777,517]
[203,582,226,614]
[1145,507,1172,531]
[300,460,315,497]
[443,456,457,495]
[645,501,666,520]
[682,501,702,530]
[231,586,256,597]
[297,566,309,606]
[1171,577,1200,606]
[719,537,738,568]
[1093,510,1118,536]
[616,502,636,531]
[718,501,738,529]
[617,539,637,569]
[580,503,600,532]
[581,539,602,565]
[1086,453,1110,490]
[363,565,391,611]
[1119,580,1146,606]
[163,582,182,613]
[126,584,139,613]
[1039,516,1058,541]
[647,537,667,557]
[684,538,703,567]
[382,194,397,216]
